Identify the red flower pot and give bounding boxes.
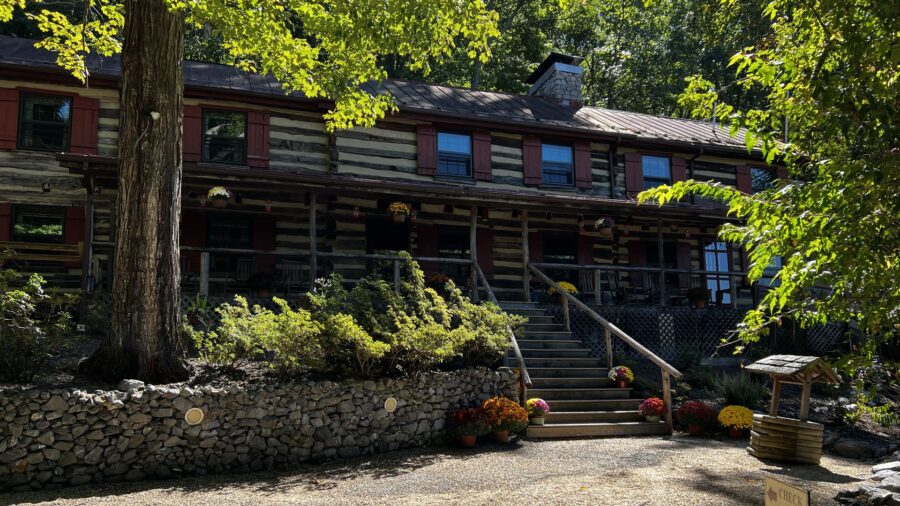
[687,424,706,436]
[492,430,510,443]
[728,427,747,439]
[458,435,476,447]
[616,379,629,389]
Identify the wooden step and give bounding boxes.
[521,331,574,339]
[529,377,613,388]
[527,367,609,378]
[538,399,642,411]
[518,348,592,359]
[527,421,668,439]
[523,357,605,368]
[523,323,567,332]
[520,315,555,324]
[511,339,584,349]
[545,410,643,424]
[497,301,541,310]
[528,387,631,400]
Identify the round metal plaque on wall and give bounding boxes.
[184,407,205,425]
[383,397,398,413]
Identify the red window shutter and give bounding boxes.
[0,89,19,150]
[63,206,86,267]
[528,231,544,263]
[70,95,99,155]
[472,131,492,181]
[416,125,437,176]
[476,228,493,278]
[247,110,270,168]
[577,234,594,264]
[676,241,692,288]
[522,135,542,186]
[672,157,688,183]
[627,239,646,288]
[179,210,206,272]
[0,202,11,240]
[252,217,277,273]
[417,225,438,272]
[624,153,643,194]
[775,167,789,180]
[183,105,202,163]
[735,165,752,193]
[574,141,593,189]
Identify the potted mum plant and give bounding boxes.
[208,186,232,208]
[449,407,490,447]
[676,401,717,436]
[482,397,529,443]
[718,405,753,438]
[525,398,551,425]
[639,397,666,423]
[548,281,578,303]
[388,202,411,223]
[608,365,635,388]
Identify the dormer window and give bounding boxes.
[541,143,573,185]
[18,92,71,151]
[202,109,247,164]
[642,155,671,189]
[437,132,472,177]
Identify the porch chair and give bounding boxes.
[280,260,303,295]
[578,270,594,302]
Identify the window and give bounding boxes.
[206,215,251,273]
[645,240,679,287]
[541,144,573,185]
[11,205,65,243]
[437,132,472,177]
[544,233,578,283]
[642,155,671,189]
[437,227,471,285]
[760,255,782,288]
[18,93,71,151]
[202,109,247,164]
[704,241,731,304]
[751,167,776,193]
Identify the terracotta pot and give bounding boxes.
[211,198,227,208]
[616,379,629,389]
[687,424,706,436]
[458,435,476,447]
[728,427,747,439]
[530,417,545,426]
[492,430,510,443]
[392,214,407,224]
[644,415,661,423]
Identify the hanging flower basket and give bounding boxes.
[208,186,231,208]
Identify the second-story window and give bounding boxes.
[18,92,71,151]
[202,109,247,164]
[751,167,776,193]
[437,132,472,177]
[642,155,671,189]
[541,143,573,185]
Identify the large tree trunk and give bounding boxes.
[82,0,189,383]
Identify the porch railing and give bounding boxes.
[472,261,532,403]
[529,263,683,432]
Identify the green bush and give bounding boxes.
[714,372,767,409]
[0,268,76,382]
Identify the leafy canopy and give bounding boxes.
[639,0,899,373]
[0,0,499,130]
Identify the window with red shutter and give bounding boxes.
[70,95,99,155]
[0,89,19,150]
[735,165,752,193]
[574,141,592,188]
[63,206,85,268]
[247,110,270,168]
[522,135,542,186]
[183,105,202,163]
[476,228,493,278]
[528,231,544,262]
[627,239,646,288]
[577,234,594,264]
[671,157,688,182]
[416,125,437,176]
[252,216,276,272]
[472,131,492,181]
[624,153,643,194]
[179,210,206,272]
[0,203,11,240]
[416,224,438,272]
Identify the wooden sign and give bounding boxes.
[764,477,810,506]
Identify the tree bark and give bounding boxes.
[82,0,190,383]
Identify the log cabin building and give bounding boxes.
[0,36,786,366]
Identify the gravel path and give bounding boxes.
[2,435,868,506]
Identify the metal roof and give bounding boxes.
[0,35,755,155]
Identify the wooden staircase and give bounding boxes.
[500,300,669,439]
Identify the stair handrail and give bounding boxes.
[473,261,532,393]
[528,263,681,432]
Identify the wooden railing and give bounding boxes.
[529,263,683,432]
[0,241,83,263]
[473,261,532,403]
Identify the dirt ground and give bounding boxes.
[1,434,870,506]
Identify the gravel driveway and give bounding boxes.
[1,435,868,506]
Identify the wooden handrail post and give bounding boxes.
[662,370,673,433]
[604,327,613,369]
[593,268,602,306]
[199,252,210,297]
[561,294,570,332]
[309,192,318,292]
[393,259,401,291]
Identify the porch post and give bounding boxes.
[199,252,210,297]
[469,205,478,302]
[657,218,666,306]
[309,192,317,291]
[80,192,95,294]
[521,210,530,302]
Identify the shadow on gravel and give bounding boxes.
[0,440,527,506]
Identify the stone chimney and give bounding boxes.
[526,52,584,108]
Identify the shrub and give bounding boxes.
[676,400,717,428]
[0,269,76,382]
[674,349,717,390]
[639,397,667,417]
[482,396,529,434]
[714,372,767,409]
[718,405,754,430]
[449,407,491,438]
[319,313,388,378]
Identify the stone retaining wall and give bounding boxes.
[0,368,517,492]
